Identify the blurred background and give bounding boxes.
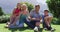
[0,0,60,32]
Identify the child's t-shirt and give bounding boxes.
[42,13,53,22]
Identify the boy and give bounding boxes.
[42,10,54,31]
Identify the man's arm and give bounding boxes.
[28,16,36,20]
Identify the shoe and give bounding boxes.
[44,28,47,30]
[34,27,38,31]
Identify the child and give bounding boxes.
[6,3,21,27]
[43,10,54,31]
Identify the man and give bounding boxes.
[42,10,54,31]
[29,4,41,32]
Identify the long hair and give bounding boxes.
[21,4,28,11]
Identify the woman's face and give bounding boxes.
[17,3,21,9]
[21,5,27,10]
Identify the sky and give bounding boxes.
[0,0,48,14]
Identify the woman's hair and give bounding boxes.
[16,3,21,8]
[21,4,28,11]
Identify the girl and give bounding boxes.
[6,3,21,27]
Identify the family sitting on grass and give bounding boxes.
[6,3,55,32]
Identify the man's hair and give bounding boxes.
[35,5,40,8]
[44,10,49,12]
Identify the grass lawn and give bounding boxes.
[0,23,60,32]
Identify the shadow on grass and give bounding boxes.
[8,27,32,32]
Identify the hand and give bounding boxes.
[36,18,40,20]
[32,18,36,20]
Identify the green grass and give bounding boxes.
[0,23,60,32]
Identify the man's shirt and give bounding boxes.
[30,9,41,19]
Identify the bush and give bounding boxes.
[0,7,4,16]
[21,2,34,12]
[51,18,60,25]
[0,15,10,23]
[46,0,60,18]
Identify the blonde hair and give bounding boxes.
[21,4,28,11]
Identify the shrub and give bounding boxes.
[0,7,4,16]
[0,15,10,23]
[51,18,60,25]
[46,0,60,18]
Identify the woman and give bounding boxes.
[15,4,29,27]
[6,3,21,27]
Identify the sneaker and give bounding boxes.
[6,22,10,25]
[44,28,47,30]
[34,27,38,31]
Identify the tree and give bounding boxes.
[0,7,4,16]
[46,0,60,18]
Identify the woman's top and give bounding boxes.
[19,10,29,23]
[13,8,21,16]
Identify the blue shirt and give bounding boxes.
[30,10,41,19]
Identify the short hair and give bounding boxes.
[44,10,49,12]
[35,5,40,8]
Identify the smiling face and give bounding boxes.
[35,5,40,13]
[21,4,27,11]
[44,10,49,16]
[17,3,21,9]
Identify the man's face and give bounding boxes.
[35,5,40,12]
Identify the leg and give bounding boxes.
[43,21,47,30]
[44,16,53,30]
[12,17,18,25]
[36,22,40,27]
[10,16,15,24]
[24,20,35,29]
[34,20,40,32]
[44,17,50,27]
